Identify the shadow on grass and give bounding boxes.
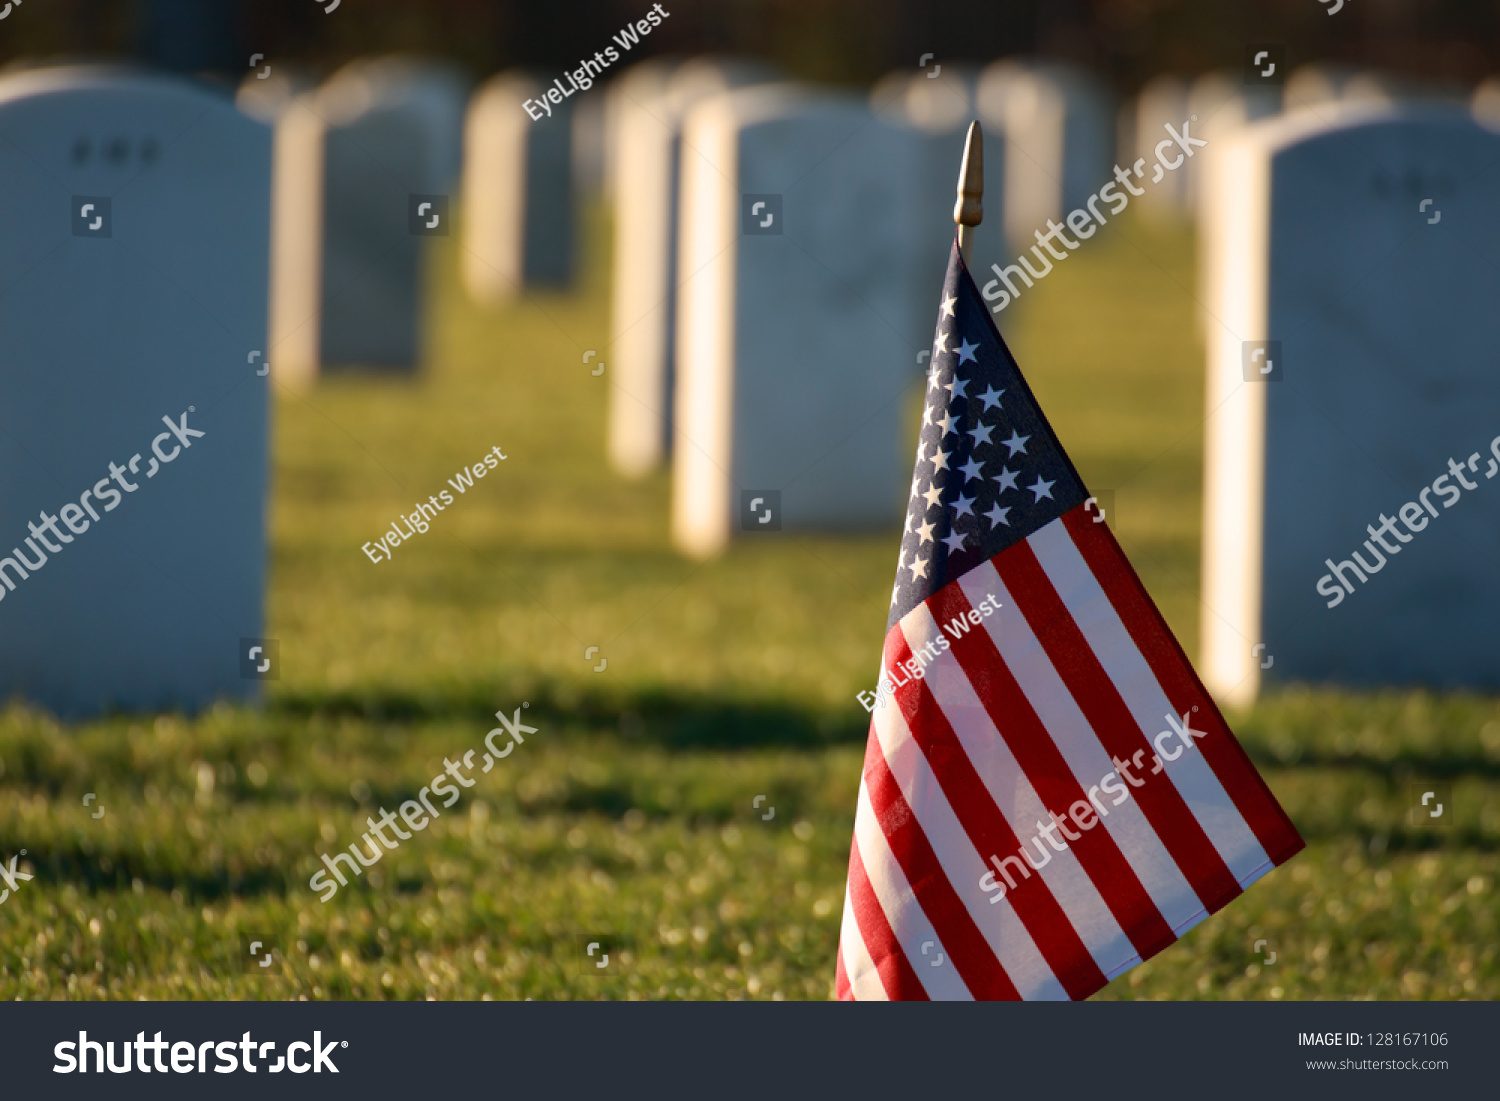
[268,681,871,749]
[268,683,1500,778]
[17,821,1500,908]
[22,846,292,901]
[1240,744,1500,782]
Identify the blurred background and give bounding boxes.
[0,0,1497,1004]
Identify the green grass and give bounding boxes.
[1,203,1496,1000]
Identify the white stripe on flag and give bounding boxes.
[839,872,888,1000]
[1026,520,1272,884]
[852,780,973,1001]
[871,662,1069,1000]
[897,604,1135,983]
[955,562,1204,931]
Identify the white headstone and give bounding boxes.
[265,88,325,390]
[1200,104,1500,703]
[267,58,467,387]
[1471,77,1500,128]
[600,60,669,204]
[1184,73,1280,209]
[0,66,271,717]
[1190,73,1281,337]
[461,71,576,305]
[977,60,1113,251]
[1130,74,1191,217]
[606,59,773,478]
[671,84,928,557]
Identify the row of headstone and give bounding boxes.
[1198,100,1500,703]
[976,60,1113,252]
[871,67,1004,330]
[249,60,608,382]
[658,61,1500,691]
[6,59,1496,718]
[0,65,271,717]
[0,56,595,716]
[606,59,1116,555]
[1281,65,1431,111]
[1125,73,1281,219]
[1129,66,1476,222]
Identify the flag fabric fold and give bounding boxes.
[836,237,1303,1001]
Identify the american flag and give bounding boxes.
[835,238,1304,1000]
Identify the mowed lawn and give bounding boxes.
[0,200,1497,1001]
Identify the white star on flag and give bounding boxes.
[983,502,1010,527]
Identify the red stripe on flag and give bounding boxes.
[1061,508,1305,871]
[863,736,1022,1000]
[846,832,928,1000]
[926,582,1177,960]
[997,535,1243,914]
[835,943,852,1001]
[884,629,1108,1000]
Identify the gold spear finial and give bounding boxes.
[953,119,983,264]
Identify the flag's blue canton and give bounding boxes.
[888,238,1088,628]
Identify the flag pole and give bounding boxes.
[953,120,983,265]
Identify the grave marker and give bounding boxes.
[1200,104,1500,702]
[267,58,467,386]
[671,84,927,557]
[606,59,773,477]
[462,71,576,305]
[1130,74,1191,217]
[0,66,271,717]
